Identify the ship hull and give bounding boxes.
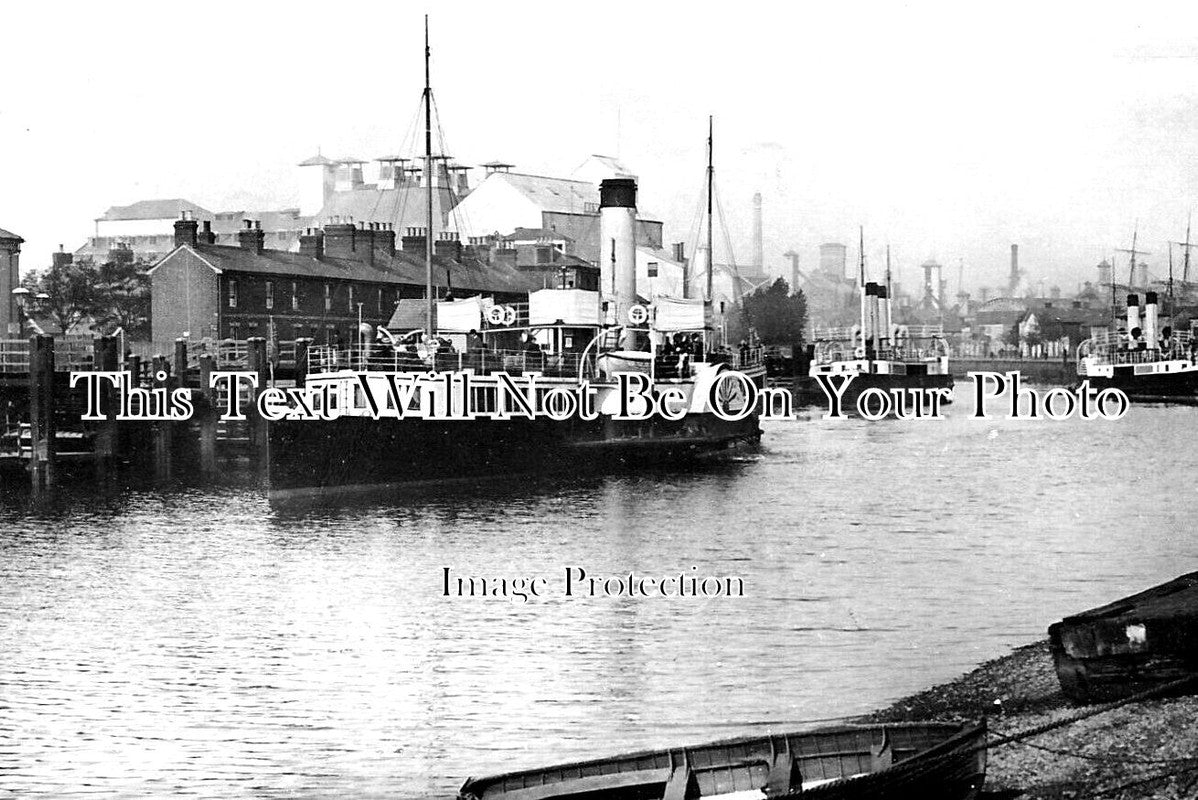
[1079,364,1198,403]
[795,371,955,411]
[265,413,761,498]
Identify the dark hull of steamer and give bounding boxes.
[795,369,955,409]
[1079,365,1198,403]
[265,412,762,499]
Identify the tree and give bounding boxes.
[94,258,151,338]
[20,260,99,335]
[20,256,152,338]
[741,277,807,345]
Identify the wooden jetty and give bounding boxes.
[457,720,987,800]
[1049,571,1198,703]
[0,334,311,489]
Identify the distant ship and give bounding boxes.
[801,233,953,410]
[1076,291,1198,403]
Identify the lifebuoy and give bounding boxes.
[502,305,518,326]
[485,305,505,326]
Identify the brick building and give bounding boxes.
[148,216,540,345]
[1,226,22,336]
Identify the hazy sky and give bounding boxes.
[4,1,1198,296]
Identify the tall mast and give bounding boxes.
[424,15,435,340]
[706,115,714,302]
[1168,241,1174,318]
[1185,213,1192,284]
[858,226,867,344]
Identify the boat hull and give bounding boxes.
[265,413,762,498]
[457,721,986,800]
[1078,364,1198,404]
[1048,571,1198,703]
[795,371,955,411]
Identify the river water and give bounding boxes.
[2,393,1196,798]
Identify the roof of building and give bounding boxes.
[504,227,575,243]
[298,153,336,167]
[0,226,22,241]
[315,185,459,233]
[154,242,542,296]
[497,172,597,214]
[98,198,211,222]
[211,209,306,234]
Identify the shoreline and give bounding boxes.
[858,640,1198,798]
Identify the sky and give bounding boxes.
[4,1,1198,297]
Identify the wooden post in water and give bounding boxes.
[197,353,217,475]
[152,354,172,480]
[293,338,311,389]
[27,334,56,489]
[246,337,268,466]
[93,335,119,472]
[174,338,188,389]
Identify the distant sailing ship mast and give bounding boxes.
[706,115,714,302]
[423,15,436,340]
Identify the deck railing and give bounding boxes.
[1079,329,1196,365]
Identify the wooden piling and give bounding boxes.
[246,337,268,465]
[27,334,55,489]
[197,353,217,475]
[174,338,188,388]
[93,335,119,471]
[152,354,172,480]
[293,338,311,389]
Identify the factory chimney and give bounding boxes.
[1009,245,1020,295]
[599,178,639,349]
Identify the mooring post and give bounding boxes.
[293,338,311,389]
[174,338,189,389]
[246,337,269,465]
[93,335,119,472]
[152,354,172,480]
[28,334,56,489]
[197,353,217,475]
[125,353,141,387]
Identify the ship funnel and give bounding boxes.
[600,178,639,349]
[878,285,891,350]
[1126,294,1141,345]
[865,282,880,353]
[1143,291,1158,349]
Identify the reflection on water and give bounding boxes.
[2,398,1197,798]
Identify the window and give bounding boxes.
[648,261,659,277]
[324,283,332,311]
[348,285,355,312]
[377,288,383,315]
[230,323,241,340]
[291,281,298,310]
[265,281,274,310]
[228,279,238,308]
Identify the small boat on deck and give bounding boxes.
[1049,571,1198,703]
[457,720,987,800]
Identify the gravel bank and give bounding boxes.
[859,641,1198,799]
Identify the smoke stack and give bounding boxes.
[174,212,199,248]
[1009,244,1020,294]
[599,178,638,349]
[299,228,324,259]
[865,283,879,352]
[1126,294,1141,343]
[752,192,763,274]
[238,219,265,253]
[1144,291,1158,349]
[878,285,891,348]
